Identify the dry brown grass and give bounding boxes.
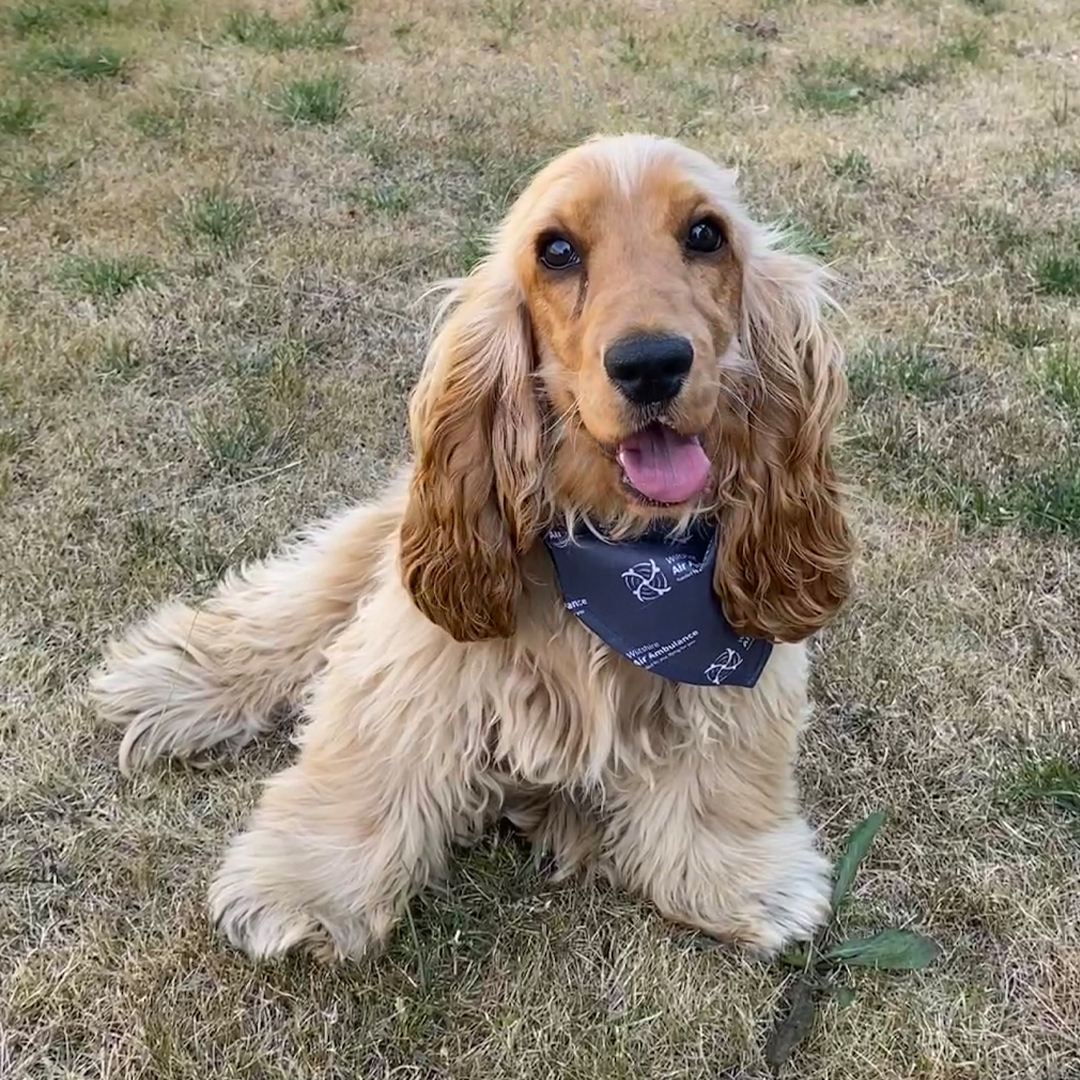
[2,0,1080,1076]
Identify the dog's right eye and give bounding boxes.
[538,235,580,270]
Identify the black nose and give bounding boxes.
[603,333,694,406]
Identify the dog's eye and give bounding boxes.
[685,218,724,254]
[538,235,580,270]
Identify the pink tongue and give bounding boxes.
[616,425,710,505]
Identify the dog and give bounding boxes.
[90,133,855,964]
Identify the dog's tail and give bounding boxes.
[89,495,403,776]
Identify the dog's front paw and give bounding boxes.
[207,829,393,965]
[208,857,332,963]
[731,819,833,958]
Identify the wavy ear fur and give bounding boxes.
[714,233,856,644]
[399,262,544,642]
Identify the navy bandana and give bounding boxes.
[542,520,773,688]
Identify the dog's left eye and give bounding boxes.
[538,235,580,270]
[685,217,724,254]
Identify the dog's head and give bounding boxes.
[400,133,855,645]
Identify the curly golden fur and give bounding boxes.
[89,133,855,964]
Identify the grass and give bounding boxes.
[1038,345,1080,414]
[792,57,936,112]
[826,149,872,184]
[1034,252,1080,296]
[188,401,293,478]
[128,104,185,138]
[18,156,75,196]
[0,94,46,136]
[23,44,127,80]
[221,8,348,51]
[97,336,143,378]
[5,0,111,37]
[3,0,1080,1077]
[1009,758,1080,832]
[777,217,832,259]
[60,255,156,300]
[480,0,526,45]
[269,75,346,125]
[176,186,255,251]
[347,181,413,216]
[847,341,965,405]
[792,35,982,113]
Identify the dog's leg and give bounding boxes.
[89,491,404,775]
[502,785,604,881]
[207,617,498,964]
[602,724,831,957]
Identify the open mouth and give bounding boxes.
[615,422,711,506]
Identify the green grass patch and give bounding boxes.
[176,187,255,251]
[939,32,984,64]
[26,44,127,81]
[1037,345,1080,414]
[453,231,488,275]
[221,8,347,51]
[0,425,28,457]
[97,337,143,379]
[793,35,981,113]
[480,0,526,45]
[269,75,346,125]
[19,157,75,196]
[122,511,275,585]
[347,181,413,216]
[847,341,963,405]
[931,465,1079,538]
[776,217,831,259]
[5,0,110,37]
[965,0,1005,12]
[60,255,156,301]
[826,149,872,184]
[1016,467,1080,535]
[1034,252,1080,297]
[1008,757,1080,831]
[615,31,649,71]
[963,207,1029,257]
[1025,147,1080,195]
[189,402,292,478]
[128,104,185,138]
[991,310,1059,351]
[853,431,1080,538]
[0,96,47,137]
[792,57,937,112]
[188,349,306,479]
[846,342,1079,538]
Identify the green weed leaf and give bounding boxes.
[764,976,819,1075]
[823,929,941,970]
[831,809,886,909]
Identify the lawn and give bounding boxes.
[2,0,1079,1077]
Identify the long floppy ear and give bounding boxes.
[398,260,545,642]
[714,232,856,644]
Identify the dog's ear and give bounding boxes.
[399,262,544,642]
[713,234,856,644]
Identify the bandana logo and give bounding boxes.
[704,648,744,685]
[542,520,773,688]
[621,559,671,603]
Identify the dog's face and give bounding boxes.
[400,134,856,646]
[510,147,743,519]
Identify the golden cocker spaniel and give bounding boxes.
[91,133,855,963]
